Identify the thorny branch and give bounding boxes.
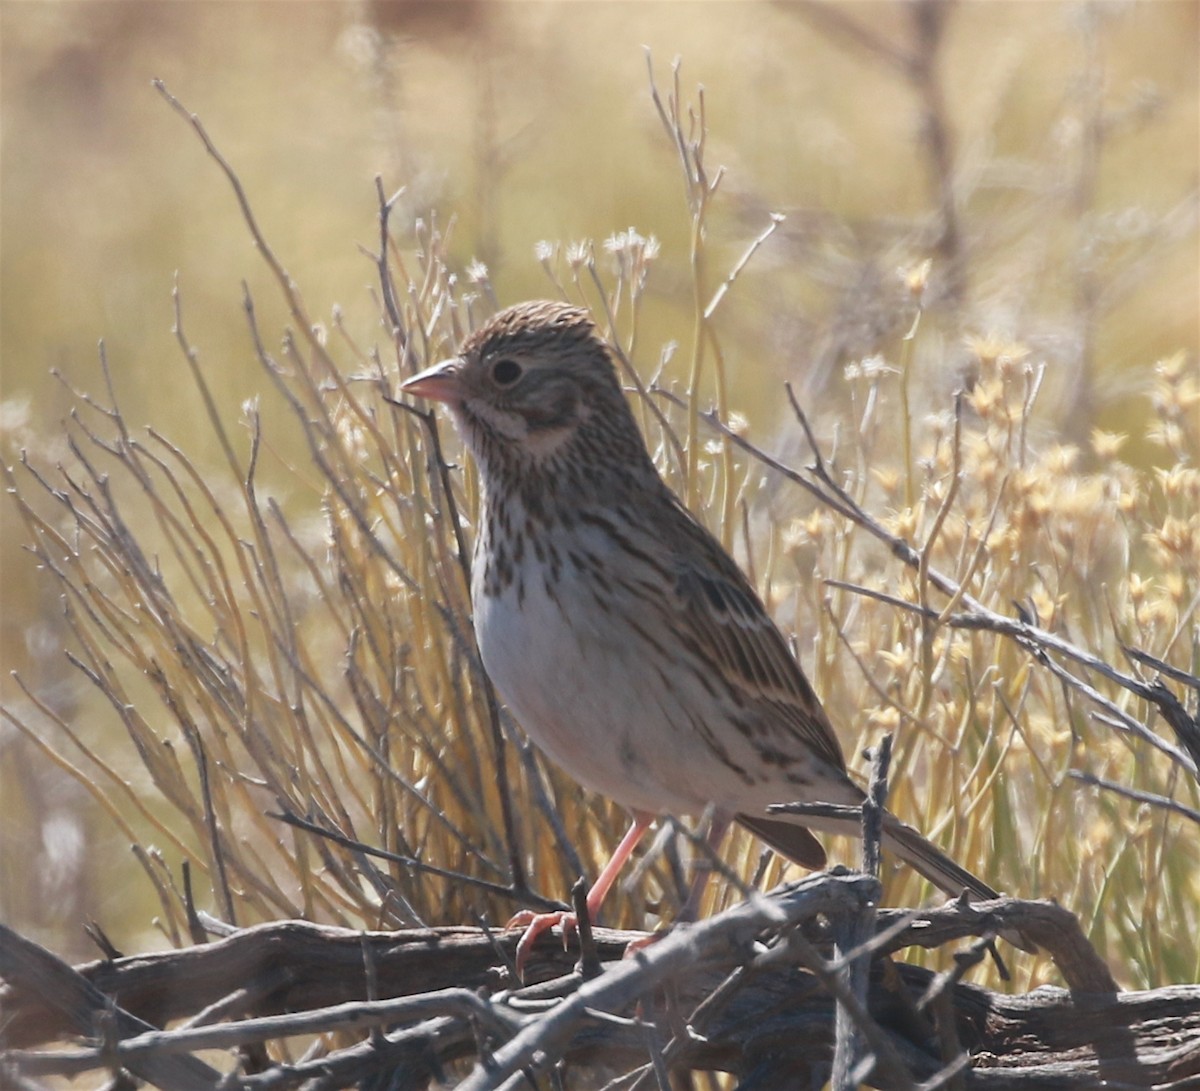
[0,877,1134,1091]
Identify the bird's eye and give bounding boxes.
[491,358,522,387]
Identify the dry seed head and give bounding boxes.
[784,510,831,551]
[868,705,902,731]
[1155,465,1200,501]
[1114,473,1141,515]
[860,354,893,378]
[804,510,831,542]
[779,519,806,554]
[1021,710,1058,748]
[964,333,1031,376]
[1136,592,1179,630]
[1062,476,1106,521]
[1091,429,1128,459]
[878,643,916,674]
[1024,486,1054,524]
[1046,722,1074,751]
[334,408,369,464]
[935,513,967,555]
[871,465,902,497]
[926,440,956,477]
[945,638,973,668]
[900,258,932,299]
[1130,808,1155,844]
[963,432,1002,488]
[1083,814,1119,860]
[1042,444,1080,475]
[1028,587,1064,628]
[966,377,1007,422]
[1154,350,1189,384]
[0,393,31,435]
[926,476,950,506]
[1178,376,1200,413]
[1151,418,1185,451]
[884,506,920,540]
[603,226,660,262]
[725,411,749,436]
[566,240,591,268]
[1145,516,1198,567]
[603,228,634,253]
[843,354,893,383]
[0,395,69,461]
[923,409,953,441]
[1011,467,1053,518]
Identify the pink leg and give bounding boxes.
[584,812,654,916]
[508,812,654,978]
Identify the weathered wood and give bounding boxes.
[2,884,1198,1090]
[0,922,224,1091]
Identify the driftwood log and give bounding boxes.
[3,871,1200,1090]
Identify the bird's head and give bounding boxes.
[401,301,646,482]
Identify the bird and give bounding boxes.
[401,300,1004,969]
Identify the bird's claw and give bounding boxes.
[620,929,666,958]
[506,909,578,979]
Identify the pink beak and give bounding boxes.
[400,358,464,404]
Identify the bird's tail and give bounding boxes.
[743,805,1034,952]
[746,804,998,902]
[880,813,1039,953]
[879,811,997,901]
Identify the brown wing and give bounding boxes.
[735,813,829,868]
[665,496,847,775]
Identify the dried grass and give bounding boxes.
[3,27,1198,1007]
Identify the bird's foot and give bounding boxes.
[506,909,578,979]
[621,929,665,958]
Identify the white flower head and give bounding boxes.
[566,240,591,267]
[860,354,893,378]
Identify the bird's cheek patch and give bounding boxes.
[521,388,580,433]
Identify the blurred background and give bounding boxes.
[2,1,1196,968]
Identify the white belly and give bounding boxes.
[473,526,737,816]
